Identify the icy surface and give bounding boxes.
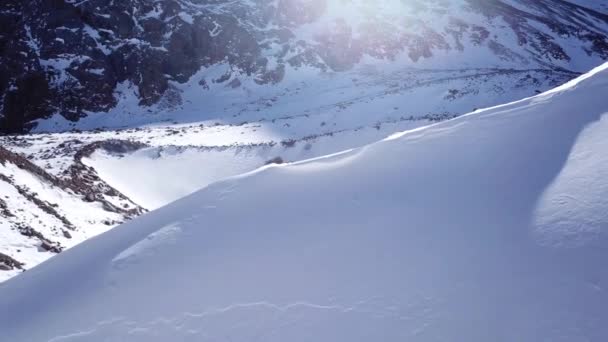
[0,63,607,341]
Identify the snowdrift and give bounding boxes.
[1,63,607,341]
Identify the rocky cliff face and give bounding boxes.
[1,0,607,133]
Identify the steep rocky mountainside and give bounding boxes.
[1,0,607,133]
[0,141,145,280]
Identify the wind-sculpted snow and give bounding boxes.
[45,299,441,342]
[0,63,607,341]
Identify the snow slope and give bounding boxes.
[81,118,436,209]
[0,63,607,341]
[28,67,577,210]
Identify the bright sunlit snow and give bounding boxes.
[0,62,607,342]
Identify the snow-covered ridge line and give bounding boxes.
[1,61,607,342]
[0,62,598,281]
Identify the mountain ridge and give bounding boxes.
[1,60,607,342]
[1,0,607,133]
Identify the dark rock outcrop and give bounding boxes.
[0,252,23,271]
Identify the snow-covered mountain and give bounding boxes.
[1,61,607,342]
[0,65,582,279]
[0,100,440,280]
[2,0,608,282]
[4,0,608,280]
[1,0,607,132]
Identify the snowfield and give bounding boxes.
[0,62,607,341]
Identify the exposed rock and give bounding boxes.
[281,139,297,148]
[1,143,145,219]
[0,139,148,281]
[16,225,63,254]
[39,239,62,254]
[265,157,285,165]
[0,0,606,133]
[0,197,12,217]
[0,253,23,271]
[62,230,72,239]
[68,140,148,218]
[84,192,97,202]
